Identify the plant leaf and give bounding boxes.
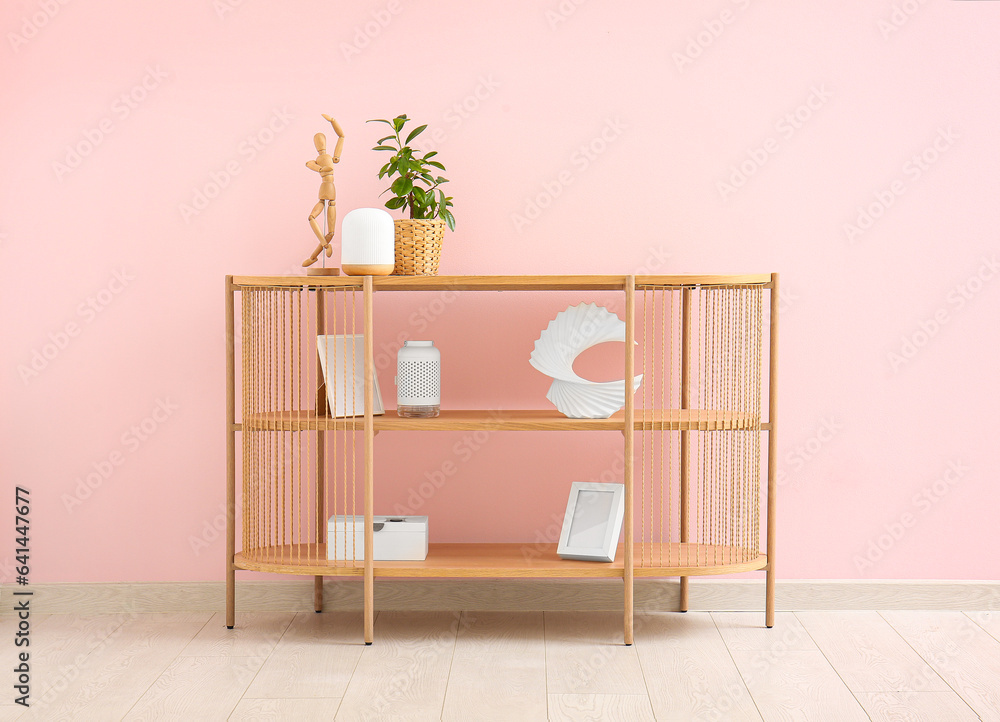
[372,145,397,152]
[391,176,413,196]
[392,116,407,132]
[443,210,455,231]
[367,119,393,126]
[385,197,406,210]
[405,124,428,144]
[426,160,446,170]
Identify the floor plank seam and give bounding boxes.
[226,612,293,721]
[876,610,984,719]
[120,613,215,720]
[438,610,462,721]
[790,612,874,721]
[963,610,999,644]
[711,612,768,722]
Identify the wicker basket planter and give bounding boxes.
[393,218,445,275]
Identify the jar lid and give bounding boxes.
[404,340,434,347]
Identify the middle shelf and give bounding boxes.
[241,409,765,432]
[234,542,768,578]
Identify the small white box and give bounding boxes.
[327,515,428,561]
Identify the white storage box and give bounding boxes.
[327,515,428,561]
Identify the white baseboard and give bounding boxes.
[8,579,999,615]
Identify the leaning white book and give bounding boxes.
[316,334,385,417]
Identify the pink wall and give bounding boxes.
[3,1,999,583]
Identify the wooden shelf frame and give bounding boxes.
[225,274,779,643]
[240,408,769,432]
[232,273,773,291]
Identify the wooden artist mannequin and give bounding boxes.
[302,114,345,269]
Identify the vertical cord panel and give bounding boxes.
[656,288,665,566]
[351,288,358,565]
[240,288,249,555]
[280,289,287,563]
[752,286,760,556]
[640,287,647,568]
[304,287,313,560]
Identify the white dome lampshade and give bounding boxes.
[341,208,395,276]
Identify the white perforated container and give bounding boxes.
[396,340,440,418]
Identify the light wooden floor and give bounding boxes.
[3,609,997,720]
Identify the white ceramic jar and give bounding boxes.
[396,340,440,418]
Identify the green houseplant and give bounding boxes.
[368,114,454,275]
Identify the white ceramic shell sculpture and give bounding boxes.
[530,303,642,419]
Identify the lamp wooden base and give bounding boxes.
[343,263,394,277]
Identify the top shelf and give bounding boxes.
[231,274,774,291]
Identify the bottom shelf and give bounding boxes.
[233,543,767,578]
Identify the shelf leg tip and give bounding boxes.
[226,626,234,630]
[315,609,322,614]
[365,641,372,646]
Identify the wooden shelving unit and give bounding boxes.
[225,274,779,644]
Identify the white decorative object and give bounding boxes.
[341,207,395,276]
[327,515,429,561]
[557,482,626,562]
[317,334,385,417]
[529,303,642,418]
[396,340,441,418]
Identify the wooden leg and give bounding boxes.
[226,566,235,629]
[314,576,323,613]
[679,287,691,615]
[766,566,775,628]
[624,578,634,646]
[765,273,779,630]
[623,275,635,646]
[225,276,236,630]
[364,577,374,644]
[363,277,375,645]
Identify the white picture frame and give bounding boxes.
[557,482,626,562]
[317,334,384,417]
